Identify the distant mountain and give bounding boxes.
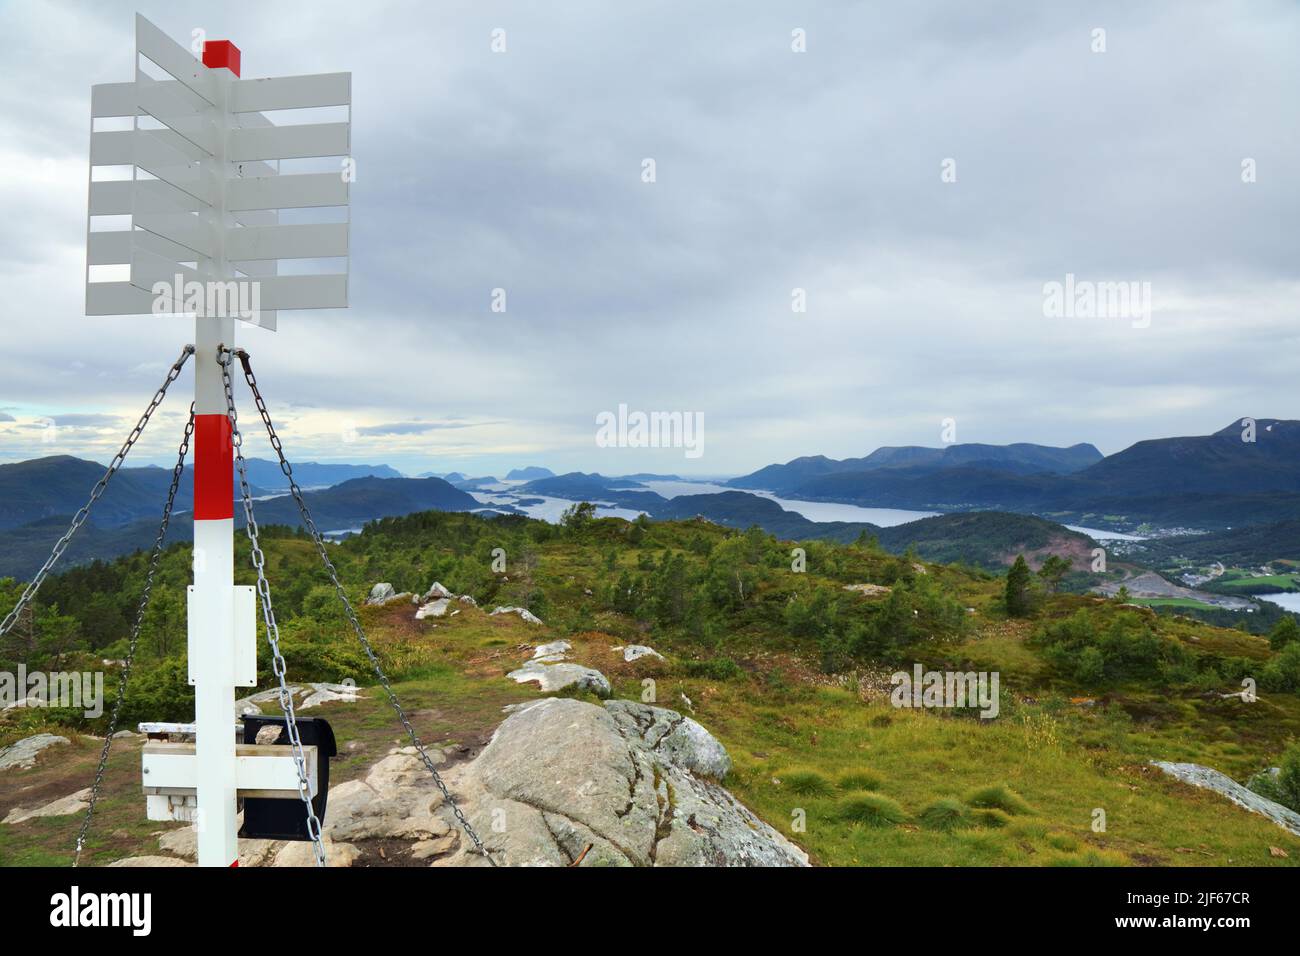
[506,466,555,481]
[739,421,1300,529]
[240,459,402,490]
[1072,419,1300,497]
[728,442,1101,493]
[0,455,275,532]
[450,476,500,491]
[0,475,481,579]
[0,455,403,533]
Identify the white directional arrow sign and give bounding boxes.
[86,14,352,331]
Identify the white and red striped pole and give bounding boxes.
[191,39,241,868]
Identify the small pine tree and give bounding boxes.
[1005,555,1034,617]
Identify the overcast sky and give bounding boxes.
[0,0,1296,478]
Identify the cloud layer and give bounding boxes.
[0,0,1296,476]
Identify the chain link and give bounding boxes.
[74,407,195,866]
[219,347,327,867]
[229,348,497,865]
[0,345,195,638]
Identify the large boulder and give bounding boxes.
[0,733,70,771]
[436,698,807,867]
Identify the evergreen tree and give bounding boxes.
[1005,555,1034,617]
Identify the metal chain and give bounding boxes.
[74,407,195,866]
[229,347,497,865]
[219,348,327,867]
[0,345,195,637]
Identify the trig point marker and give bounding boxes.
[85,15,351,866]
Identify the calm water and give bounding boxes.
[1256,592,1300,613]
[472,477,1150,536]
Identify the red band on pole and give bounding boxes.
[195,413,234,520]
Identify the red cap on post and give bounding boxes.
[202,40,241,77]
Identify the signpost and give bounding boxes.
[86,15,352,866]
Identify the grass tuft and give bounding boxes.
[837,793,907,827]
[964,784,1033,815]
[783,769,835,797]
[837,769,883,791]
[971,808,1013,829]
[918,797,973,831]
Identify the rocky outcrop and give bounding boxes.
[236,682,363,715]
[1153,761,1300,837]
[530,640,571,662]
[365,583,411,606]
[415,598,451,620]
[366,583,396,605]
[326,747,459,844]
[507,661,611,697]
[843,583,892,597]
[421,582,454,602]
[0,733,69,771]
[3,787,90,824]
[490,606,543,625]
[437,698,808,867]
[618,644,664,663]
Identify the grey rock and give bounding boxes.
[437,697,807,867]
[421,582,455,602]
[622,644,664,663]
[531,640,571,662]
[415,598,451,620]
[1152,761,1300,837]
[4,787,91,824]
[365,583,397,605]
[490,606,544,625]
[299,682,363,710]
[0,733,70,771]
[507,661,611,698]
[324,748,454,842]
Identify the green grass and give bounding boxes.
[964,784,1033,815]
[837,769,883,791]
[837,793,908,827]
[917,798,973,831]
